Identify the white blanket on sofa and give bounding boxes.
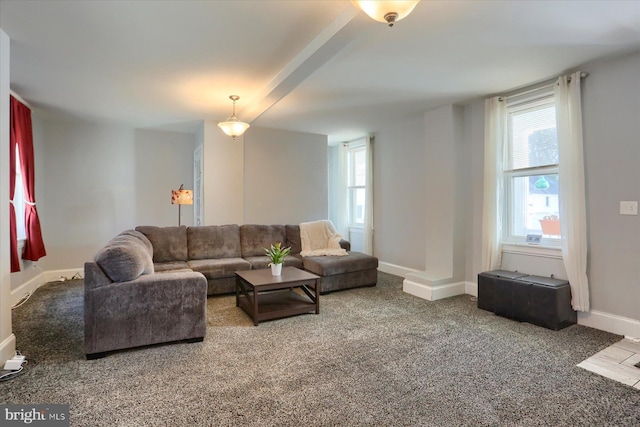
[300,220,348,257]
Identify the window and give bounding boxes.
[14,146,26,240]
[504,91,560,246]
[347,144,366,227]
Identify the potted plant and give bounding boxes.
[263,242,291,276]
[539,214,560,236]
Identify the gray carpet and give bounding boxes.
[2,272,639,426]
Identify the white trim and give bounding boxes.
[9,90,31,108]
[578,310,640,338]
[10,272,42,307]
[407,278,640,338]
[465,281,478,297]
[502,243,562,259]
[10,268,83,307]
[377,261,418,278]
[0,333,17,366]
[9,265,640,341]
[403,279,466,301]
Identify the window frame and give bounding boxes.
[502,92,561,248]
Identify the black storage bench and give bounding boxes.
[478,270,577,331]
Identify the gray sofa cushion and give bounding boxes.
[187,258,251,279]
[119,229,153,256]
[153,261,190,272]
[285,225,302,255]
[240,224,287,257]
[303,251,378,276]
[136,225,188,262]
[243,254,304,270]
[188,224,242,260]
[95,236,154,282]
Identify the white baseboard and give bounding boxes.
[377,261,418,278]
[0,333,16,366]
[403,279,466,301]
[11,268,83,307]
[9,265,640,340]
[408,279,639,338]
[578,310,640,339]
[465,281,478,297]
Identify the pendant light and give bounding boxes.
[352,0,420,27]
[218,95,250,139]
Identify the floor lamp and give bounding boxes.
[171,185,193,226]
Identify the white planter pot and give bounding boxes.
[271,263,283,276]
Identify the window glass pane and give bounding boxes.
[14,146,26,240]
[509,104,558,170]
[353,149,366,186]
[350,187,365,224]
[509,173,560,238]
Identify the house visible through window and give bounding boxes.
[504,90,560,245]
[347,143,366,227]
[14,145,26,240]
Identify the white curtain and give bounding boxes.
[556,71,590,312]
[482,96,505,271]
[334,142,349,238]
[363,135,374,255]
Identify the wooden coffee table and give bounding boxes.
[235,267,320,326]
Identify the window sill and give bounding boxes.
[502,242,562,259]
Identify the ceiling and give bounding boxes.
[1,0,639,143]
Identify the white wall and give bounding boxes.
[244,127,328,225]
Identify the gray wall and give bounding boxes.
[373,113,427,270]
[33,120,195,275]
[201,120,244,226]
[581,51,640,319]
[371,50,639,323]
[244,127,328,225]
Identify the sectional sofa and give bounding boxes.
[134,224,378,295]
[84,224,378,358]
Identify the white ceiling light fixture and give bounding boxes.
[352,0,420,27]
[218,95,250,140]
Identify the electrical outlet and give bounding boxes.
[526,234,542,244]
[620,201,638,215]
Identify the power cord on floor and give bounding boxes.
[0,351,33,382]
[0,366,24,381]
[12,290,35,309]
[12,273,83,310]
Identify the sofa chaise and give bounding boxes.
[84,230,207,359]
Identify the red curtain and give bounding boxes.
[10,96,46,263]
[8,97,20,272]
